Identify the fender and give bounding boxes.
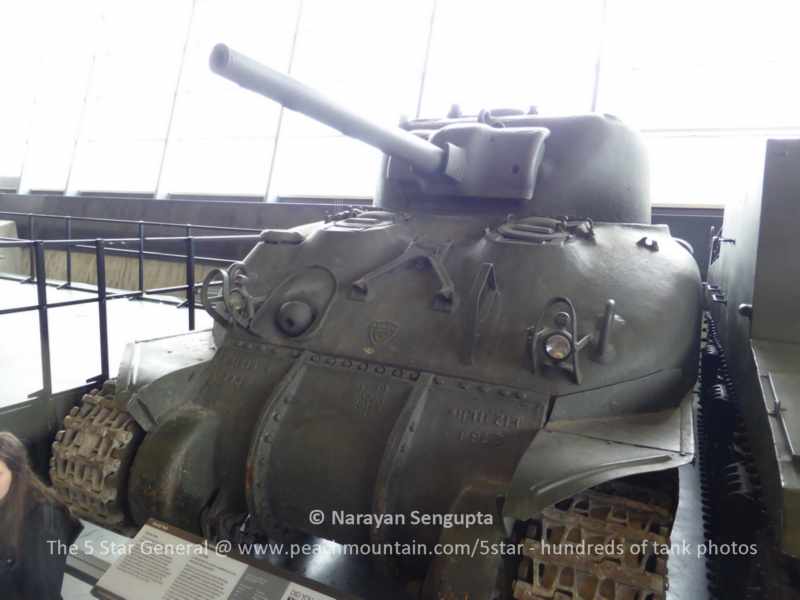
[115,329,218,430]
[504,390,695,521]
[420,392,694,599]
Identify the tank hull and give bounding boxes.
[125,214,699,546]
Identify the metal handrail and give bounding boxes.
[0,209,262,233]
[0,209,263,286]
[0,213,263,403]
[0,235,259,246]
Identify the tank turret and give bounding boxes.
[210,43,649,222]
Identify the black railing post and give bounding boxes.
[95,240,110,381]
[28,213,35,281]
[138,221,145,294]
[65,216,73,287]
[185,225,195,331]
[34,241,53,404]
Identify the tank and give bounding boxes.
[702,138,800,599]
[50,44,701,599]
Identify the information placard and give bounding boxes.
[91,520,353,600]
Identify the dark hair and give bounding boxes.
[0,432,70,551]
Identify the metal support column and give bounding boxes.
[64,216,73,288]
[95,240,110,381]
[185,225,196,331]
[34,241,52,400]
[27,213,35,281]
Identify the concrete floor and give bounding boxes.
[0,277,211,407]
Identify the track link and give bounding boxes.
[512,481,675,600]
[50,381,143,533]
[700,315,800,600]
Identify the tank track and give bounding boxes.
[698,317,760,600]
[50,380,143,534]
[511,479,675,600]
[700,314,800,600]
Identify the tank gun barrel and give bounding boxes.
[210,44,446,175]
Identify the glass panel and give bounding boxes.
[0,0,42,179]
[70,140,164,194]
[599,0,800,129]
[80,0,192,141]
[159,0,300,196]
[269,136,381,199]
[645,135,773,207]
[270,0,431,197]
[21,138,76,192]
[10,1,99,190]
[278,0,431,138]
[419,0,603,118]
[70,0,192,192]
[159,138,275,196]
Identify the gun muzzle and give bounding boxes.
[210,44,446,176]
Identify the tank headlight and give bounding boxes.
[228,290,246,311]
[544,333,572,361]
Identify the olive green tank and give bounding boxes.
[50,44,700,599]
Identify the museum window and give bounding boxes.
[597,0,800,207]
[1,0,799,206]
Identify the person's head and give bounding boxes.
[0,456,12,502]
[0,432,30,503]
[0,432,59,550]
